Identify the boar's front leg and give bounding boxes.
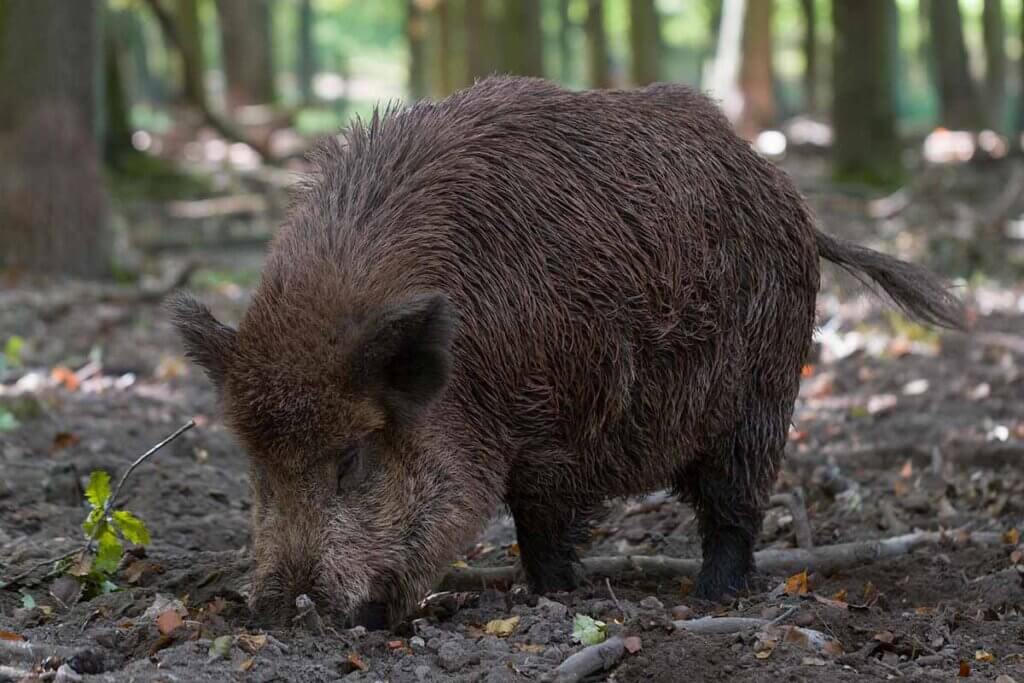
[510,499,589,594]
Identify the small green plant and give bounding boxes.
[1,335,24,371]
[67,471,152,596]
[0,407,19,432]
[572,613,608,646]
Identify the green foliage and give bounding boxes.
[0,408,19,432]
[2,335,24,369]
[70,469,152,596]
[572,613,608,646]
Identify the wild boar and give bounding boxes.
[169,76,963,628]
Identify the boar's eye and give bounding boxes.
[336,445,362,494]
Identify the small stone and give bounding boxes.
[670,605,693,620]
[536,596,568,620]
[639,596,663,610]
[436,641,466,672]
[414,664,432,681]
[409,636,426,650]
[624,527,647,543]
[426,637,443,652]
[760,606,781,620]
[995,676,1017,683]
[53,664,82,683]
[794,611,815,628]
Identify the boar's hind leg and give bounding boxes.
[510,500,589,594]
[677,458,767,601]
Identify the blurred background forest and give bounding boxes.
[1,0,1024,281]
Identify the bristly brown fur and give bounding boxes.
[168,75,963,625]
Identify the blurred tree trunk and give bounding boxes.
[585,0,611,88]
[800,0,818,113]
[0,0,111,278]
[407,0,429,100]
[216,0,275,110]
[435,0,453,96]
[982,0,1005,131]
[503,0,543,77]
[558,0,572,82]
[629,0,660,85]
[437,0,470,94]
[297,0,315,105]
[104,18,135,170]
[832,0,900,186]
[928,0,980,130]
[737,0,774,139]
[174,0,207,109]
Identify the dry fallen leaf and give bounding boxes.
[863,582,879,604]
[155,609,183,636]
[975,650,994,663]
[784,570,810,596]
[238,658,255,672]
[51,431,80,452]
[387,640,405,650]
[831,588,847,603]
[50,366,79,391]
[237,633,267,654]
[899,460,913,479]
[450,560,469,569]
[812,594,848,610]
[1003,528,1020,546]
[517,643,546,654]
[0,631,25,641]
[623,636,642,654]
[874,631,895,645]
[1011,549,1023,564]
[507,543,521,557]
[958,660,971,677]
[347,653,369,671]
[801,364,815,378]
[485,616,520,637]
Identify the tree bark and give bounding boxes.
[297,0,315,105]
[629,0,660,86]
[800,0,817,113]
[173,0,206,109]
[737,0,774,139]
[982,0,1006,131]
[104,15,135,170]
[0,0,111,278]
[832,0,901,187]
[215,0,275,110]
[585,0,611,88]
[502,0,543,77]
[928,0,981,130]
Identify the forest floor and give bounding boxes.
[1,153,1023,682]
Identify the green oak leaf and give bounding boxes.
[112,510,150,546]
[85,470,111,509]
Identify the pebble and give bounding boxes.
[670,605,693,620]
[436,641,466,672]
[414,664,433,681]
[409,636,426,650]
[794,611,815,627]
[639,596,664,610]
[536,596,569,620]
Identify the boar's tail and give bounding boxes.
[815,229,965,330]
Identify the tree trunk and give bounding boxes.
[800,0,817,113]
[558,0,573,82]
[832,0,901,187]
[407,0,429,100]
[982,0,1005,131]
[585,0,611,88]
[629,0,660,85]
[737,0,774,139]
[928,0,980,130]
[173,0,206,109]
[297,0,315,105]
[215,0,275,110]
[0,0,111,278]
[464,0,494,83]
[502,0,543,77]
[104,16,135,170]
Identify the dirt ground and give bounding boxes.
[1,154,1023,682]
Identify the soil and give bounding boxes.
[1,153,1023,682]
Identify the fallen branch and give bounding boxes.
[770,490,813,549]
[548,636,625,683]
[0,665,36,683]
[0,420,196,590]
[0,638,76,662]
[439,529,1006,592]
[675,617,840,655]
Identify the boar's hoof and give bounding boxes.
[349,601,391,631]
[526,560,587,595]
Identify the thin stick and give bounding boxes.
[0,420,195,589]
[604,578,629,622]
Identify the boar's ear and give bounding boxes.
[348,293,455,426]
[165,291,237,390]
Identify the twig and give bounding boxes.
[0,420,196,590]
[770,490,814,549]
[767,605,799,627]
[439,529,1006,592]
[548,636,625,683]
[604,578,629,622]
